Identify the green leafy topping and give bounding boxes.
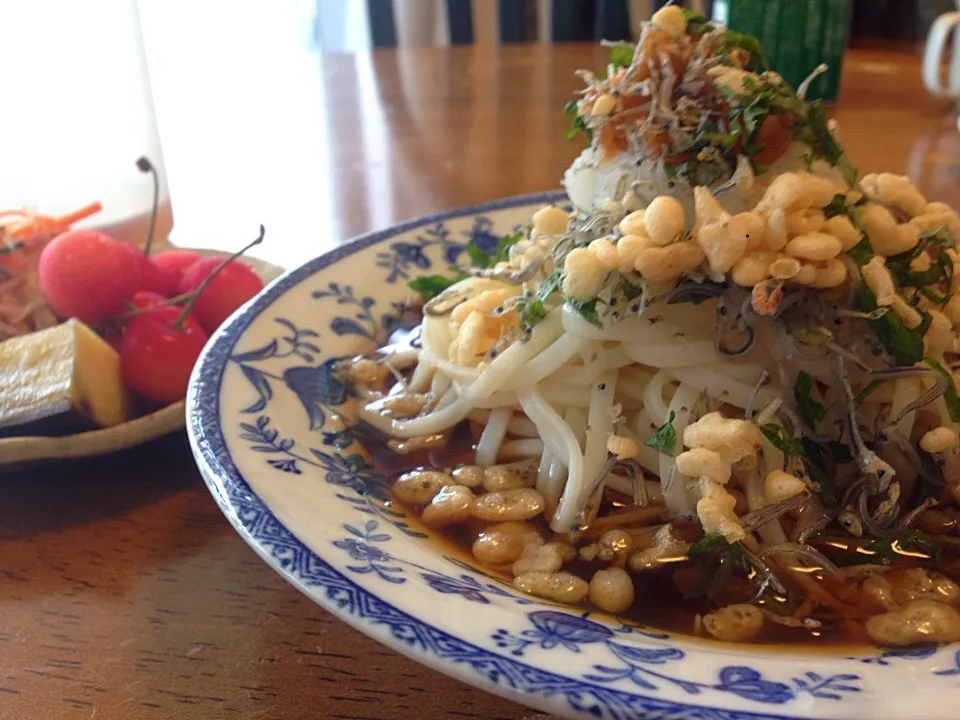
[464,243,492,269]
[858,283,931,365]
[717,76,856,184]
[799,438,839,507]
[822,193,847,219]
[515,270,561,331]
[721,30,768,71]
[606,41,635,74]
[516,299,546,328]
[563,100,593,146]
[759,423,804,461]
[885,228,955,305]
[644,410,677,457]
[838,528,940,567]
[681,9,715,35]
[408,274,464,302]
[926,357,960,422]
[855,378,884,405]
[801,102,857,186]
[494,231,523,264]
[794,371,826,428]
[406,231,526,302]
[847,234,873,265]
[536,269,561,301]
[688,533,730,557]
[569,298,602,328]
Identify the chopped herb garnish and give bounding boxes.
[688,533,730,557]
[720,76,857,185]
[800,438,839,507]
[407,274,463,302]
[822,440,853,464]
[464,243,492,269]
[681,9,715,35]
[700,131,737,150]
[606,41,635,74]
[516,299,546,329]
[644,410,677,457]
[794,371,826,428]
[759,423,804,462]
[563,100,592,146]
[802,101,857,186]
[822,193,847,219]
[513,270,561,331]
[926,357,960,422]
[837,528,940,567]
[536,269,561,301]
[568,298,602,328]
[407,231,527,301]
[847,234,873,265]
[859,283,930,365]
[722,30,768,71]
[494,231,523,264]
[855,378,884,405]
[885,228,954,306]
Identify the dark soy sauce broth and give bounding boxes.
[365,325,909,648]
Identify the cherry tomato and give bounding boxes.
[150,249,202,297]
[178,256,263,333]
[120,306,208,404]
[119,243,165,295]
[107,290,170,319]
[129,290,168,310]
[38,229,143,323]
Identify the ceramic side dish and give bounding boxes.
[187,193,960,720]
[0,251,283,471]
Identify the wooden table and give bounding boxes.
[4,40,960,720]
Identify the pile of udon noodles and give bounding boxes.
[351,7,960,646]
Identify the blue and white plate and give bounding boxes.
[187,193,960,720]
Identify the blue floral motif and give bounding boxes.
[495,611,861,705]
[267,458,301,474]
[334,524,548,605]
[858,645,939,665]
[311,282,380,341]
[283,358,351,429]
[376,221,466,282]
[934,648,960,677]
[228,317,323,413]
[462,216,503,255]
[715,667,793,704]
[420,572,525,605]
[334,521,404,584]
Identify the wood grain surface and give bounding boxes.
[4,37,960,720]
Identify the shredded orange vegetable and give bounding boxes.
[0,201,102,339]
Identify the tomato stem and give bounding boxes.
[173,225,266,331]
[136,157,159,256]
[105,290,193,323]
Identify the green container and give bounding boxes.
[711,0,853,102]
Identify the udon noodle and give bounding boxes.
[344,8,960,647]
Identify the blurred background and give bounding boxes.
[3,0,960,265]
